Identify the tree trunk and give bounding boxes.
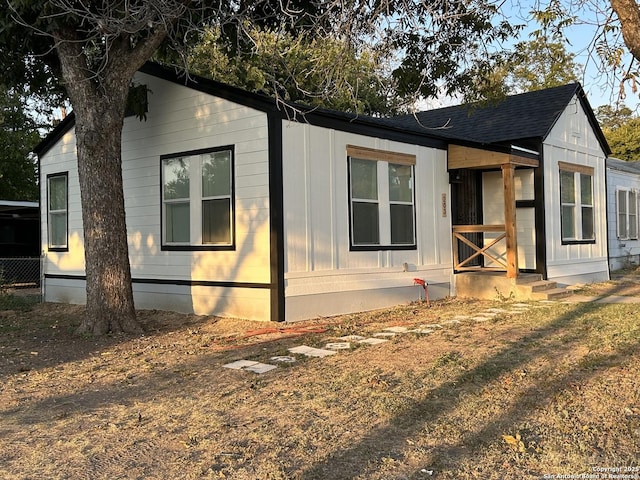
[611,0,640,63]
[74,97,141,335]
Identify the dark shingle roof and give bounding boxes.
[388,84,610,154]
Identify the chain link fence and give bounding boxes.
[0,257,42,310]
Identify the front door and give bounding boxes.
[450,169,482,267]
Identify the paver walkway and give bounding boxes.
[222,293,640,374]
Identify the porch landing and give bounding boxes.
[455,272,572,301]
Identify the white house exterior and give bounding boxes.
[540,96,610,285]
[606,158,640,270]
[36,65,611,322]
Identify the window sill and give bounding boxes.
[161,244,236,251]
[350,244,417,252]
[561,239,596,245]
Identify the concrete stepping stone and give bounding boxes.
[422,323,443,329]
[358,337,389,345]
[384,326,410,333]
[223,360,261,370]
[373,332,397,338]
[270,356,297,363]
[338,335,365,341]
[512,303,530,308]
[222,360,277,374]
[289,345,337,358]
[472,316,490,322]
[487,308,509,313]
[409,328,434,334]
[244,363,278,374]
[324,342,351,350]
[442,319,462,325]
[452,315,471,320]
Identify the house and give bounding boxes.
[606,157,640,270]
[34,64,611,322]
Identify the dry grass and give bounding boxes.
[1,289,640,479]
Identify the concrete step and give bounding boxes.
[531,287,573,301]
[514,274,543,285]
[524,280,559,292]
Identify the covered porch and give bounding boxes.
[448,143,538,280]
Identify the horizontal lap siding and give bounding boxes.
[281,122,452,320]
[607,167,640,270]
[543,96,609,284]
[41,73,273,320]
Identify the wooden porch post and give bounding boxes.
[502,163,518,278]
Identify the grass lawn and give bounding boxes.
[1,287,639,479]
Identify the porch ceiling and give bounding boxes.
[448,144,539,170]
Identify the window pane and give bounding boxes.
[50,212,67,247]
[560,171,575,204]
[351,159,378,200]
[580,174,593,205]
[49,176,66,210]
[352,202,379,244]
[619,211,628,238]
[389,164,413,202]
[581,206,594,239]
[202,198,231,244]
[562,205,575,239]
[391,204,414,244]
[202,151,231,197]
[165,202,190,242]
[163,158,190,200]
[618,190,628,215]
[630,192,637,215]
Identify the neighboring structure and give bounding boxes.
[0,200,39,257]
[0,200,40,286]
[606,157,640,270]
[34,64,611,322]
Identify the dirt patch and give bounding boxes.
[1,295,640,479]
[574,270,640,296]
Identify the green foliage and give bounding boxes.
[596,104,634,130]
[469,37,580,101]
[188,28,400,115]
[0,86,41,201]
[596,104,640,160]
[508,38,580,92]
[604,117,640,161]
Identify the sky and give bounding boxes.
[503,0,640,112]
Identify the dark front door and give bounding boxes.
[450,169,482,267]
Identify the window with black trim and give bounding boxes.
[559,162,595,243]
[347,145,416,249]
[617,188,638,240]
[161,146,234,249]
[47,173,68,250]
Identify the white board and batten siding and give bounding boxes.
[606,160,640,271]
[281,121,452,321]
[41,73,273,321]
[482,169,536,271]
[542,95,609,285]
